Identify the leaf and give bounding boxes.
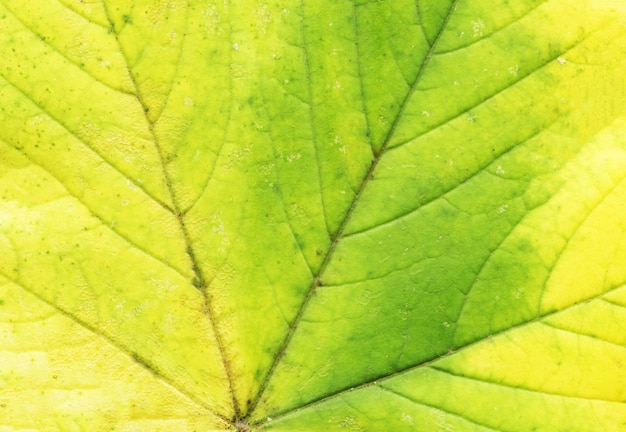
[1,0,626,430]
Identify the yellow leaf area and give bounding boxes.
[0,278,230,432]
[0,0,625,431]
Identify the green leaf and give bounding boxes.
[1,0,626,430]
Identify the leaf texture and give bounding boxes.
[1,0,626,431]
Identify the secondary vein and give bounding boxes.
[0,269,232,424]
[251,277,626,426]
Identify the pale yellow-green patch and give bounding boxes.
[0,277,230,431]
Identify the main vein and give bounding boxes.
[247,0,460,417]
[100,3,240,419]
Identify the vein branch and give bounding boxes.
[378,386,505,432]
[0,71,172,214]
[298,0,330,237]
[0,140,188,280]
[432,366,626,403]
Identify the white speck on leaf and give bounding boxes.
[202,5,221,34]
[401,412,414,425]
[285,152,301,162]
[255,4,271,33]
[150,278,179,292]
[126,179,137,191]
[211,213,230,253]
[472,19,485,37]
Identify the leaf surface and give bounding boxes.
[1,0,626,431]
